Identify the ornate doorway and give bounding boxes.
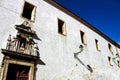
[6,64,30,80]
[0,21,45,80]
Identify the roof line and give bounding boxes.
[44,0,120,48]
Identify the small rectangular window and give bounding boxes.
[80,31,87,45]
[95,39,100,51]
[22,2,36,21]
[108,56,113,66]
[116,47,118,54]
[108,43,113,53]
[58,19,66,35]
[118,60,120,67]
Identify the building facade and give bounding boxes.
[0,0,120,80]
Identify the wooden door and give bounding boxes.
[6,64,30,80]
[16,71,29,80]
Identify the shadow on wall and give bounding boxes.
[74,45,93,73]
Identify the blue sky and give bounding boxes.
[55,0,120,43]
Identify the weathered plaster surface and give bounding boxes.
[0,0,120,80]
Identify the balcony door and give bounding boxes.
[6,64,30,80]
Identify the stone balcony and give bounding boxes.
[1,36,39,61]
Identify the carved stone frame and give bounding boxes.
[0,57,35,80]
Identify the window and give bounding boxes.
[80,31,87,45]
[108,56,113,66]
[108,43,113,53]
[22,2,36,21]
[116,47,118,54]
[95,39,100,51]
[118,60,120,67]
[58,19,66,35]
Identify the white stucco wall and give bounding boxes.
[0,0,120,80]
